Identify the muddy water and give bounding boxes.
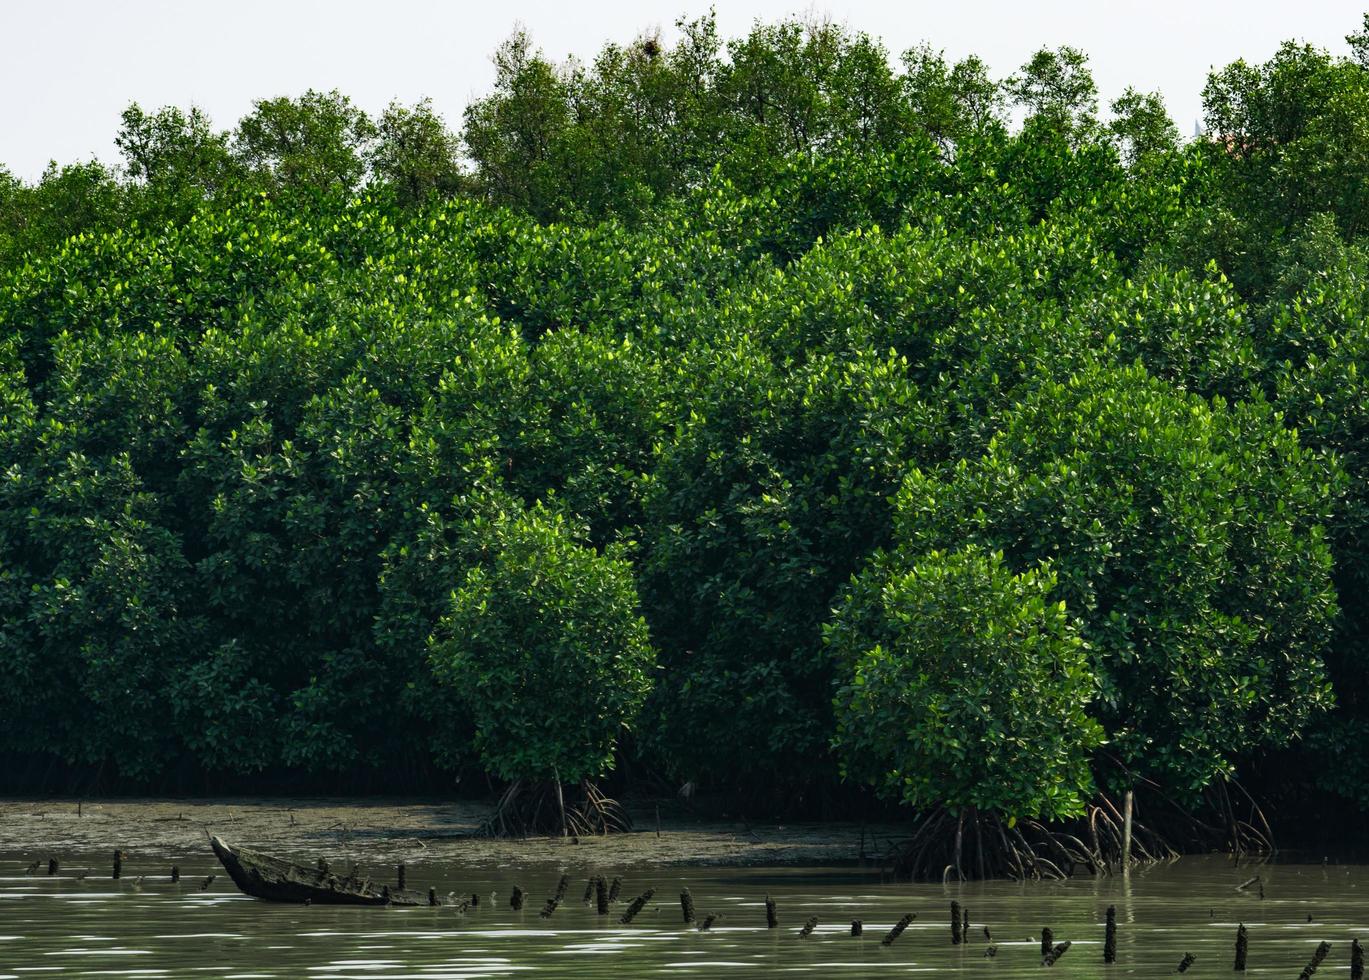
[1,852,1365,978]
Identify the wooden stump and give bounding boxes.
[619,889,654,924]
[1043,940,1072,965]
[882,913,915,946]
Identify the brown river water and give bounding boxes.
[1,850,1366,978]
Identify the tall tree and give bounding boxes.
[1346,13,1369,69]
[900,44,1005,152]
[1007,45,1099,139]
[369,98,464,206]
[462,31,571,218]
[1108,87,1179,166]
[115,103,238,194]
[1204,40,1369,241]
[233,89,376,194]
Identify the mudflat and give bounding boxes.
[0,798,903,867]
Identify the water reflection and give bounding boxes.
[1,853,1366,977]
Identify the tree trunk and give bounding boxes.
[553,770,568,838]
[953,811,964,880]
[1121,789,1134,873]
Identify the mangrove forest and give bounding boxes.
[5,11,1369,875]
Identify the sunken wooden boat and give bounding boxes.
[209,835,425,906]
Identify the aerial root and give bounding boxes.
[888,778,1273,881]
[892,808,1082,881]
[888,799,1181,881]
[481,779,632,837]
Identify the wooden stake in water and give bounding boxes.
[882,913,915,946]
[680,887,696,924]
[1043,941,1072,965]
[553,770,568,838]
[1104,905,1117,963]
[1298,942,1332,980]
[797,915,818,939]
[619,889,654,924]
[1235,924,1248,971]
[510,885,524,911]
[1122,789,1134,871]
[765,895,778,929]
[1041,927,1054,958]
[850,920,863,937]
[951,901,963,944]
[1351,938,1363,980]
[396,863,406,891]
[1176,952,1196,973]
[112,850,123,880]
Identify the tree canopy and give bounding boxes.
[429,505,654,785]
[2,11,1368,849]
[830,545,1101,821]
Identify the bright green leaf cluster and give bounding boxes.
[428,506,654,784]
[831,545,1102,820]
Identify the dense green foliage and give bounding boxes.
[831,545,1101,821]
[4,13,1369,835]
[887,364,1338,794]
[429,505,653,783]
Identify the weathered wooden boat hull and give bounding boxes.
[209,836,423,906]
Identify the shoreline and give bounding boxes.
[0,797,906,868]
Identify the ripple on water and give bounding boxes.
[6,854,1369,978]
[42,948,153,956]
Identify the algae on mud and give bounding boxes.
[0,798,902,867]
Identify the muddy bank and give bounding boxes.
[0,798,905,867]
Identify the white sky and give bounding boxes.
[2,0,1363,180]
